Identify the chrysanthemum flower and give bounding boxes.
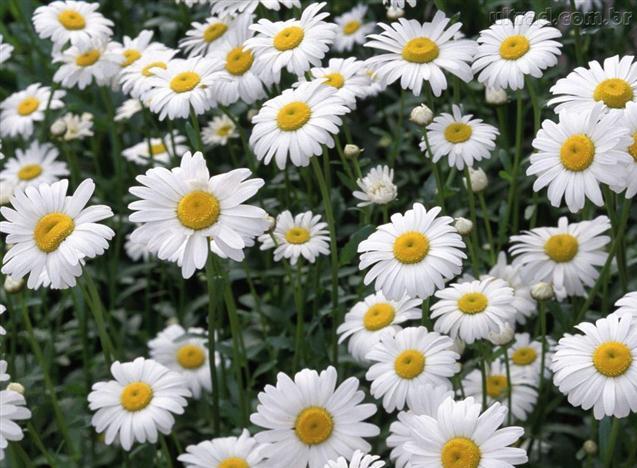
[210,0,300,16]
[53,39,122,90]
[110,30,165,73]
[0,34,14,64]
[250,366,379,468]
[353,165,398,207]
[0,389,31,461]
[179,15,236,58]
[552,314,637,419]
[52,112,94,141]
[202,114,238,146]
[611,100,637,198]
[0,141,68,188]
[120,48,178,99]
[614,291,637,320]
[0,179,114,289]
[333,5,375,53]
[422,104,499,170]
[0,83,65,139]
[301,58,372,109]
[509,216,611,300]
[358,203,466,300]
[178,429,267,468]
[122,131,188,166]
[88,357,190,451]
[508,332,553,380]
[472,11,562,90]
[365,12,477,96]
[324,450,385,468]
[365,326,460,412]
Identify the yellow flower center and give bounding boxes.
[176,343,206,369]
[177,191,220,230]
[17,97,40,116]
[394,349,426,379]
[457,292,488,314]
[441,437,481,468]
[58,9,86,30]
[512,346,537,366]
[593,78,634,109]
[486,374,508,398]
[560,134,595,172]
[273,26,305,51]
[17,163,43,180]
[122,49,142,67]
[294,406,333,445]
[170,71,201,93]
[544,233,578,263]
[219,458,249,468]
[120,382,153,412]
[142,61,167,77]
[225,47,254,76]
[343,20,361,35]
[276,101,312,131]
[592,341,633,377]
[363,303,396,331]
[216,124,233,137]
[323,72,345,89]
[203,22,228,43]
[285,226,310,245]
[75,49,101,67]
[393,231,430,264]
[402,37,439,63]
[150,142,166,155]
[499,35,530,60]
[444,123,473,144]
[627,131,637,162]
[34,213,75,253]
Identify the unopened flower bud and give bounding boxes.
[50,119,66,136]
[386,6,404,20]
[485,87,508,105]
[379,135,392,148]
[4,276,25,294]
[531,282,554,301]
[487,321,515,345]
[454,217,473,236]
[464,167,488,193]
[583,440,597,455]
[344,144,362,158]
[410,104,433,126]
[7,382,25,395]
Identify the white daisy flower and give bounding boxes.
[178,429,267,468]
[552,313,637,419]
[353,165,397,208]
[114,98,143,121]
[364,12,477,97]
[0,141,68,189]
[472,11,562,91]
[0,389,31,461]
[122,131,188,166]
[614,291,637,320]
[128,151,268,278]
[430,277,516,344]
[120,48,178,99]
[509,216,611,300]
[486,252,536,324]
[0,35,14,64]
[549,55,637,115]
[245,2,337,83]
[403,396,527,467]
[258,210,329,265]
[0,83,65,139]
[210,0,300,16]
[324,450,385,468]
[365,326,460,412]
[124,233,153,262]
[110,30,165,72]
[422,104,499,170]
[53,39,122,90]
[250,366,380,468]
[358,203,466,301]
[301,57,372,109]
[0,179,114,289]
[333,5,375,53]
[528,103,632,212]
[611,100,637,198]
[88,357,190,451]
[508,332,554,380]
[179,15,236,58]
[360,64,387,98]
[33,0,113,49]
[250,80,348,169]
[202,114,238,146]
[337,291,421,363]
[52,112,94,141]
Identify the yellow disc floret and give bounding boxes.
[343,20,361,35]
[285,227,310,245]
[170,71,201,93]
[402,37,439,63]
[499,35,530,60]
[17,164,43,181]
[444,123,473,144]
[34,213,75,253]
[394,349,426,379]
[294,406,333,445]
[142,61,167,77]
[441,437,481,468]
[176,344,206,369]
[593,78,634,109]
[457,292,488,314]
[273,26,305,51]
[225,47,254,76]
[120,382,153,412]
[219,458,249,468]
[58,9,86,30]
[511,346,537,366]
[17,97,40,116]
[177,191,220,230]
[593,341,633,377]
[323,72,345,89]
[363,303,396,331]
[75,49,101,67]
[276,102,312,131]
[203,22,228,43]
[544,233,578,263]
[486,374,508,398]
[122,49,142,67]
[560,134,595,172]
[393,231,430,264]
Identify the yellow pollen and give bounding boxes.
[75,49,100,67]
[219,458,249,468]
[120,382,153,412]
[593,78,634,109]
[176,344,206,369]
[402,37,439,64]
[273,26,305,51]
[203,22,228,43]
[17,163,43,181]
[177,191,220,230]
[486,374,508,398]
[276,101,312,131]
[499,35,530,60]
[627,131,637,162]
[285,227,310,245]
[393,231,430,264]
[457,292,488,315]
[394,349,426,379]
[592,341,633,377]
[544,233,578,263]
[363,303,396,331]
[122,49,142,67]
[512,346,537,366]
[58,9,86,30]
[150,142,167,155]
[343,20,361,35]
[225,47,254,76]
[216,124,233,137]
[322,72,345,89]
[560,134,595,172]
[142,61,167,77]
[17,97,40,116]
[33,213,75,253]
[170,71,201,93]
[444,123,473,144]
[441,437,481,468]
[294,406,333,445]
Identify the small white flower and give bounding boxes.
[202,114,237,146]
[353,165,397,207]
[122,131,188,166]
[55,112,94,140]
[409,104,433,126]
[0,141,68,189]
[0,388,31,461]
[0,83,66,139]
[485,87,507,105]
[333,5,375,53]
[179,15,236,57]
[178,429,267,468]
[53,39,122,90]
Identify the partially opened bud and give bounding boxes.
[465,167,488,193]
[4,276,25,294]
[50,119,66,136]
[410,104,433,126]
[487,321,515,345]
[454,217,473,236]
[344,144,362,158]
[386,6,404,20]
[485,87,508,105]
[531,282,554,301]
[582,440,597,455]
[7,382,25,395]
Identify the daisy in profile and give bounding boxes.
[422,104,499,170]
[508,332,553,379]
[358,203,466,300]
[302,58,372,109]
[353,165,397,208]
[250,80,348,169]
[430,277,516,344]
[178,429,267,468]
[0,179,114,289]
[0,83,65,139]
[250,366,379,468]
[337,292,422,363]
[88,357,190,451]
[0,388,31,461]
[51,112,94,141]
[325,450,385,468]
[365,326,459,412]
[33,0,113,49]
[365,12,477,96]
[110,30,165,72]
[122,131,188,166]
[333,5,375,52]
[179,15,236,58]
[509,216,611,300]
[245,2,337,83]
[258,210,329,265]
[120,48,178,99]
[210,0,300,16]
[202,114,238,146]
[144,57,224,120]
[549,55,637,115]
[552,313,637,419]
[614,291,637,320]
[0,35,14,64]
[611,100,637,198]
[114,98,142,121]
[472,11,562,90]
[53,39,122,89]
[486,252,536,324]
[528,103,632,212]
[0,141,68,188]
[403,397,527,467]
[128,151,268,278]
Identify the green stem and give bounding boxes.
[80,274,115,366]
[389,89,404,166]
[479,351,488,411]
[292,260,305,370]
[189,107,204,152]
[501,91,524,245]
[159,434,174,468]
[603,418,620,468]
[477,191,496,264]
[464,167,482,275]
[503,344,513,425]
[422,131,445,210]
[205,257,221,435]
[569,0,585,65]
